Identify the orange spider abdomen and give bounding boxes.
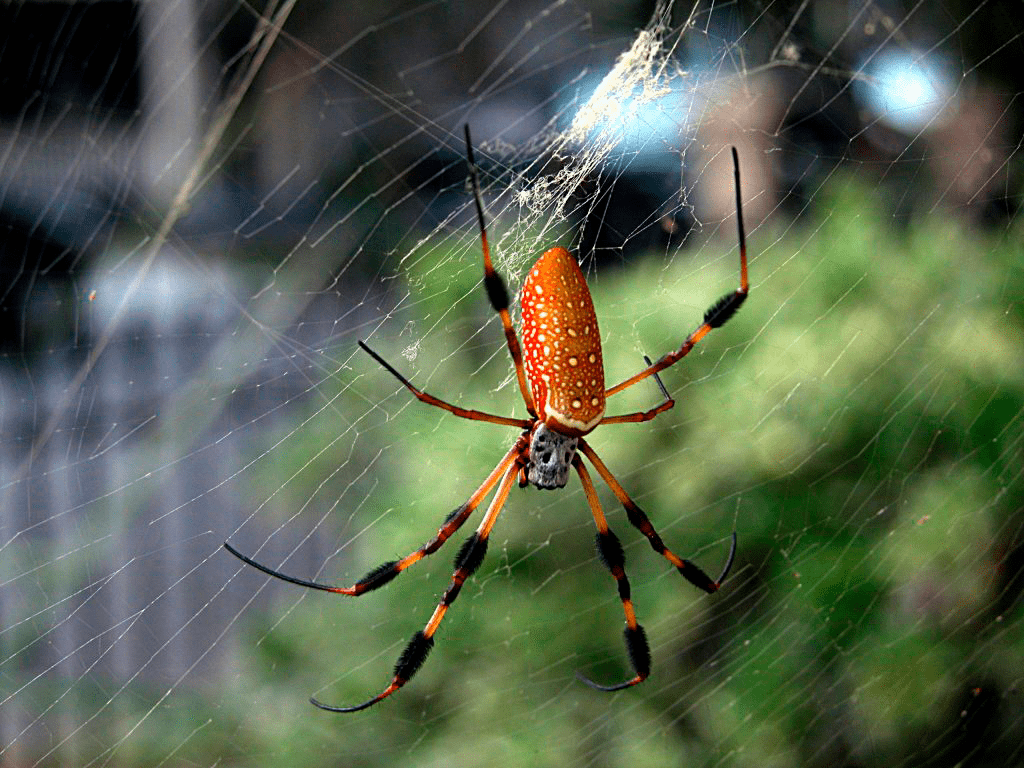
[520,247,605,436]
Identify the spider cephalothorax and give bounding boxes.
[525,422,578,489]
[225,126,748,712]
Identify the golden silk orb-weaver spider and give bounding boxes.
[224,126,749,712]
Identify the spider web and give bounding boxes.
[2,0,1023,766]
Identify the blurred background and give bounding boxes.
[1,0,1022,766]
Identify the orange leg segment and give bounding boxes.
[578,440,736,593]
[464,124,537,418]
[573,456,650,692]
[311,458,521,712]
[358,341,529,428]
[606,147,749,399]
[223,441,524,597]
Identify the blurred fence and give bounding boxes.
[0,251,349,761]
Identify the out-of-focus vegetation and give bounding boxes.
[125,175,1022,767]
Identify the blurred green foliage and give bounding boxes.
[114,175,1023,766]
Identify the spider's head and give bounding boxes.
[526,422,578,490]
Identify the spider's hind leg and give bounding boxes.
[604,146,750,400]
[464,124,537,417]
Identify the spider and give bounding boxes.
[225,126,749,712]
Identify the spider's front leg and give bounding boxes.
[573,456,650,691]
[312,458,522,712]
[579,440,736,593]
[223,443,522,597]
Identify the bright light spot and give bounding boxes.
[564,70,701,168]
[854,50,957,133]
[558,28,704,171]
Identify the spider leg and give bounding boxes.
[223,442,524,596]
[578,440,737,593]
[312,458,521,712]
[573,456,650,692]
[359,341,529,428]
[600,356,675,425]
[464,124,537,417]
[605,146,749,399]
